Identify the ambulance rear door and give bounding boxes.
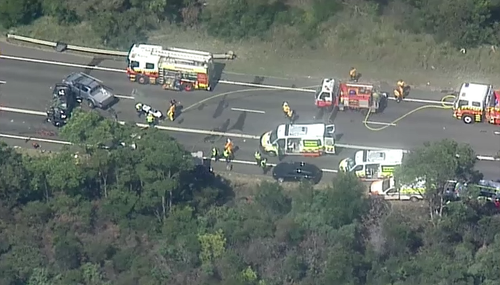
[285,138,302,154]
[324,124,336,154]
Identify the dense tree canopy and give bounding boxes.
[2,0,500,49]
[0,110,499,284]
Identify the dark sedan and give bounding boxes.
[272,161,323,184]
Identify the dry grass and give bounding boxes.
[11,15,500,89]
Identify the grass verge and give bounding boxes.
[9,16,500,89]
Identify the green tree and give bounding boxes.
[0,0,41,28]
[397,139,479,220]
[0,143,32,207]
[54,235,83,271]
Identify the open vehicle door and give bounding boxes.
[324,124,336,154]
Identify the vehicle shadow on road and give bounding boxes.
[213,62,226,90]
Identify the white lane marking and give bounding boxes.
[0,133,338,173]
[0,54,451,105]
[231,107,265,114]
[495,131,500,135]
[0,80,6,84]
[115,94,134,99]
[1,105,498,160]
[363,121,397,126]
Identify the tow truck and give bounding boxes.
[314,78,387,113]
[452,82,500,125]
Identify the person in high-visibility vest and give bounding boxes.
[135,102,143,117]
[224,139,233,153]
[282,102,290,116]
[260,157,268,174]
[167,104,176,121]
[395,79,406,102]
[146,113,155,126]
[211,147,219,161]
[254,150,262,165]
[349,67,357,81]
[223,148,231,162]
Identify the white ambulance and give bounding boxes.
[370,177,425,202]
[338,149,404,179]
[260,123,336,157]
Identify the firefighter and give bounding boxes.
[282,102,290,115]
[394,79,406,103]
[286,108,295,123]
[135,102,143,117]
[254,150,262,165]
[146,113,155,126]
[349,67,357,81]
[224,138,233,153]
[211,147,219,161]
[167,103,176,121]
[260,157,268,174]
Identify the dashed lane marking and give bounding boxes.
[230,107,265,114]
[115,94,134,99]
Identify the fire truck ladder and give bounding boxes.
[151,48,212,63]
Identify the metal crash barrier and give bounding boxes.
[6,34,236,59]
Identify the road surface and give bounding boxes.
[0,41,499,181]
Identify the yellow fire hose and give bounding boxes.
[363,95,456,131]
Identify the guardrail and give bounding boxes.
[6,34,236,60]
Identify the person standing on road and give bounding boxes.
[167,103,176,121]
[254,150,262,165]
[146,113,155,127]
[260,157,268,174]
[135,102,143,117]
[349,67,357,81]
[211,147,219,161]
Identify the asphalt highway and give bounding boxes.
[0,112,498,182]
[0,41,499,180]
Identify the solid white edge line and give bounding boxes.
[0,105,498,161]
[0,133,339,173]
[230,108,266,114]
[0,54,453,105]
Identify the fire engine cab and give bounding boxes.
[315,78,340,109]
[452,82,500,125]
[126,44,214,91]
[314,79,386,113]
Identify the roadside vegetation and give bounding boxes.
[2,0,500,85]
[0,109,499,284]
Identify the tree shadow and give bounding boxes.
[176,167,235,212]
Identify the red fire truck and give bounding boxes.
[314,79,387,113]
[452,82,500,125]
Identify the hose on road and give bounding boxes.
[363,95,456,131]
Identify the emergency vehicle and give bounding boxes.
[370,177,425,202]
[452,82,500,125]
[339,149,404,179]
[260,123,336,157]
[126,44,214,91]
[314,79,386,113]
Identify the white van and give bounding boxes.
[370,177,425,202]
[260,123,336,157]
[339,149,404,178]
